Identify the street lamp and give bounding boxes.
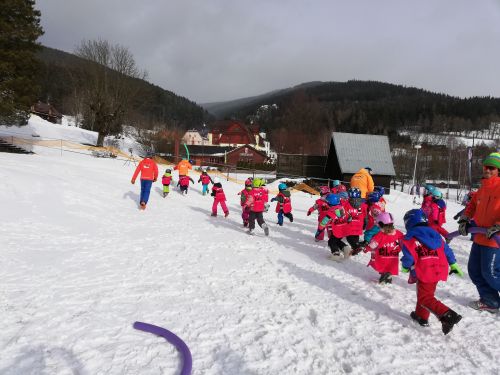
[412,144,422,189]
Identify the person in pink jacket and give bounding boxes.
[245,178,270,236]
[238,178,253,227]
[211,178,229,217]
[131,152,158,209]
[307,186,331,241]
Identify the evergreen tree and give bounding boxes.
[0,0,43,125]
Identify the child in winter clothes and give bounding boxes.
[307,186,331,241]
[362,191,386,244]
[238,178,253,227]
[426,189,450,240]
[198,170,214,196]
[271,183,293,226]
[364,212,404,284]
[401,209,464,335]
[330,180,347,195]
[178,175,195,194]
[211,178,229,217]
[161,168,173,197]
[245,178,270,236]
[343,187,368,255]
[315,193,352,259]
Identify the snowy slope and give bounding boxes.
[0,149,499,374]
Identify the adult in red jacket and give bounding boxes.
[459,152,500,313]
[131,154,158,209]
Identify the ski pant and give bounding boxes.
[242,206,250,224]
[163,184,170,193]
[180,186,188,194]
[140,179,153,204]
[468,243,500,308]
[328,235,359,253]
[202,184,209,195]
[249,211,265,230]
[277,210,293,225]
[415,280,450,320]
[346,235,360,248]
[212,199,228,215]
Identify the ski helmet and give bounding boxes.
[365,167,373,174]
[165,168,171,173]
[278,183,287,190]
[338,192,349,200]
[245,178,252,186]
[367,191,381,203]
[432,189,443,199]
[252,178,262,188]
[348,187,361,199]
[403,209,428,231]
[374,186,385,196]
[331,179,340,187]
[337,184,347,193]
[319,186,331,196]
[325,193,341,206]
[376,212,394,226]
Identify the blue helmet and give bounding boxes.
[325,193,341,206]
[374,186,385,196]
[367,191,381,203]
[403,209,428,231]
[338,192,349,200]
[278,183,287,190]
[348,187,361,199]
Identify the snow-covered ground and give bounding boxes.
[0,123,499,375]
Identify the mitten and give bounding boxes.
[458,216,470,236]
[486,224,500,239]
[449,263,464,277]
[315,229,324,239]
[401,267,410,273]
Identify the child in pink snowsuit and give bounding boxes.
[307,186,331,241]
[365,212,404,284]
[211,178,229,217]
[238,178,253,227]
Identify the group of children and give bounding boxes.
[158,167,465,335]
[305,180,464,335]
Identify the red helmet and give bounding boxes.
[245,178,252,186]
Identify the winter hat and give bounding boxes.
[483,152,500,169]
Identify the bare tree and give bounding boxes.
[75,39,146,146]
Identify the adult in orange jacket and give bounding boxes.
[459,152,500,313]
[174,159,192,176]
[131,154,158,209]
[350,167,375,199]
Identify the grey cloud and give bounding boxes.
[35,0,500,103]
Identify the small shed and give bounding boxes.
[325,132,395,192]
[30,101,62,124]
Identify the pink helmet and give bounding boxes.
[245,178,252,186]
[337,184,347,193]
[319,186,330,195]
[376,212,394,226]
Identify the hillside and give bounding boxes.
[1,125,498,373]
[36,46,212,128]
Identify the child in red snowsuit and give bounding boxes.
[365,212,404,284]
[401,209,464,335]
[307,186,331,241]
[238,178,253,227]
[427,190,449,240]
[315,193,352,259]
[271,183,293,226]
[198,171,214,196]
[245,178,270,236]
[211,178,229,217]
[178,175,195,194]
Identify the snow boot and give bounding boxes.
[211,213,217,217]
[247,229,254,235]
[440,309,462,335]
[224,211,229,218]
[342,246,352,259]
[139,202,146,210]
[262,223,269,236]
[410,311,429,327]
[379,272,392,284]
[243,221,249,227]
[468,300,498,314]
[330,250,343,261]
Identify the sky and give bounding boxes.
[35,0,500,103]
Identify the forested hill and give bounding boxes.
[36,46,211,128]
[204,80,500,140]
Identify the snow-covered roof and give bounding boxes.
[332,132,396,176]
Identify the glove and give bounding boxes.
[486,224,500,239]
[153,179,157,182]
[131,179,135,184]
[270,198,277,202]
[449,263,464,277]
[401,267,410,273]
[458,216,470,236]
[306,209,312,216]
[408,270,417,284]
